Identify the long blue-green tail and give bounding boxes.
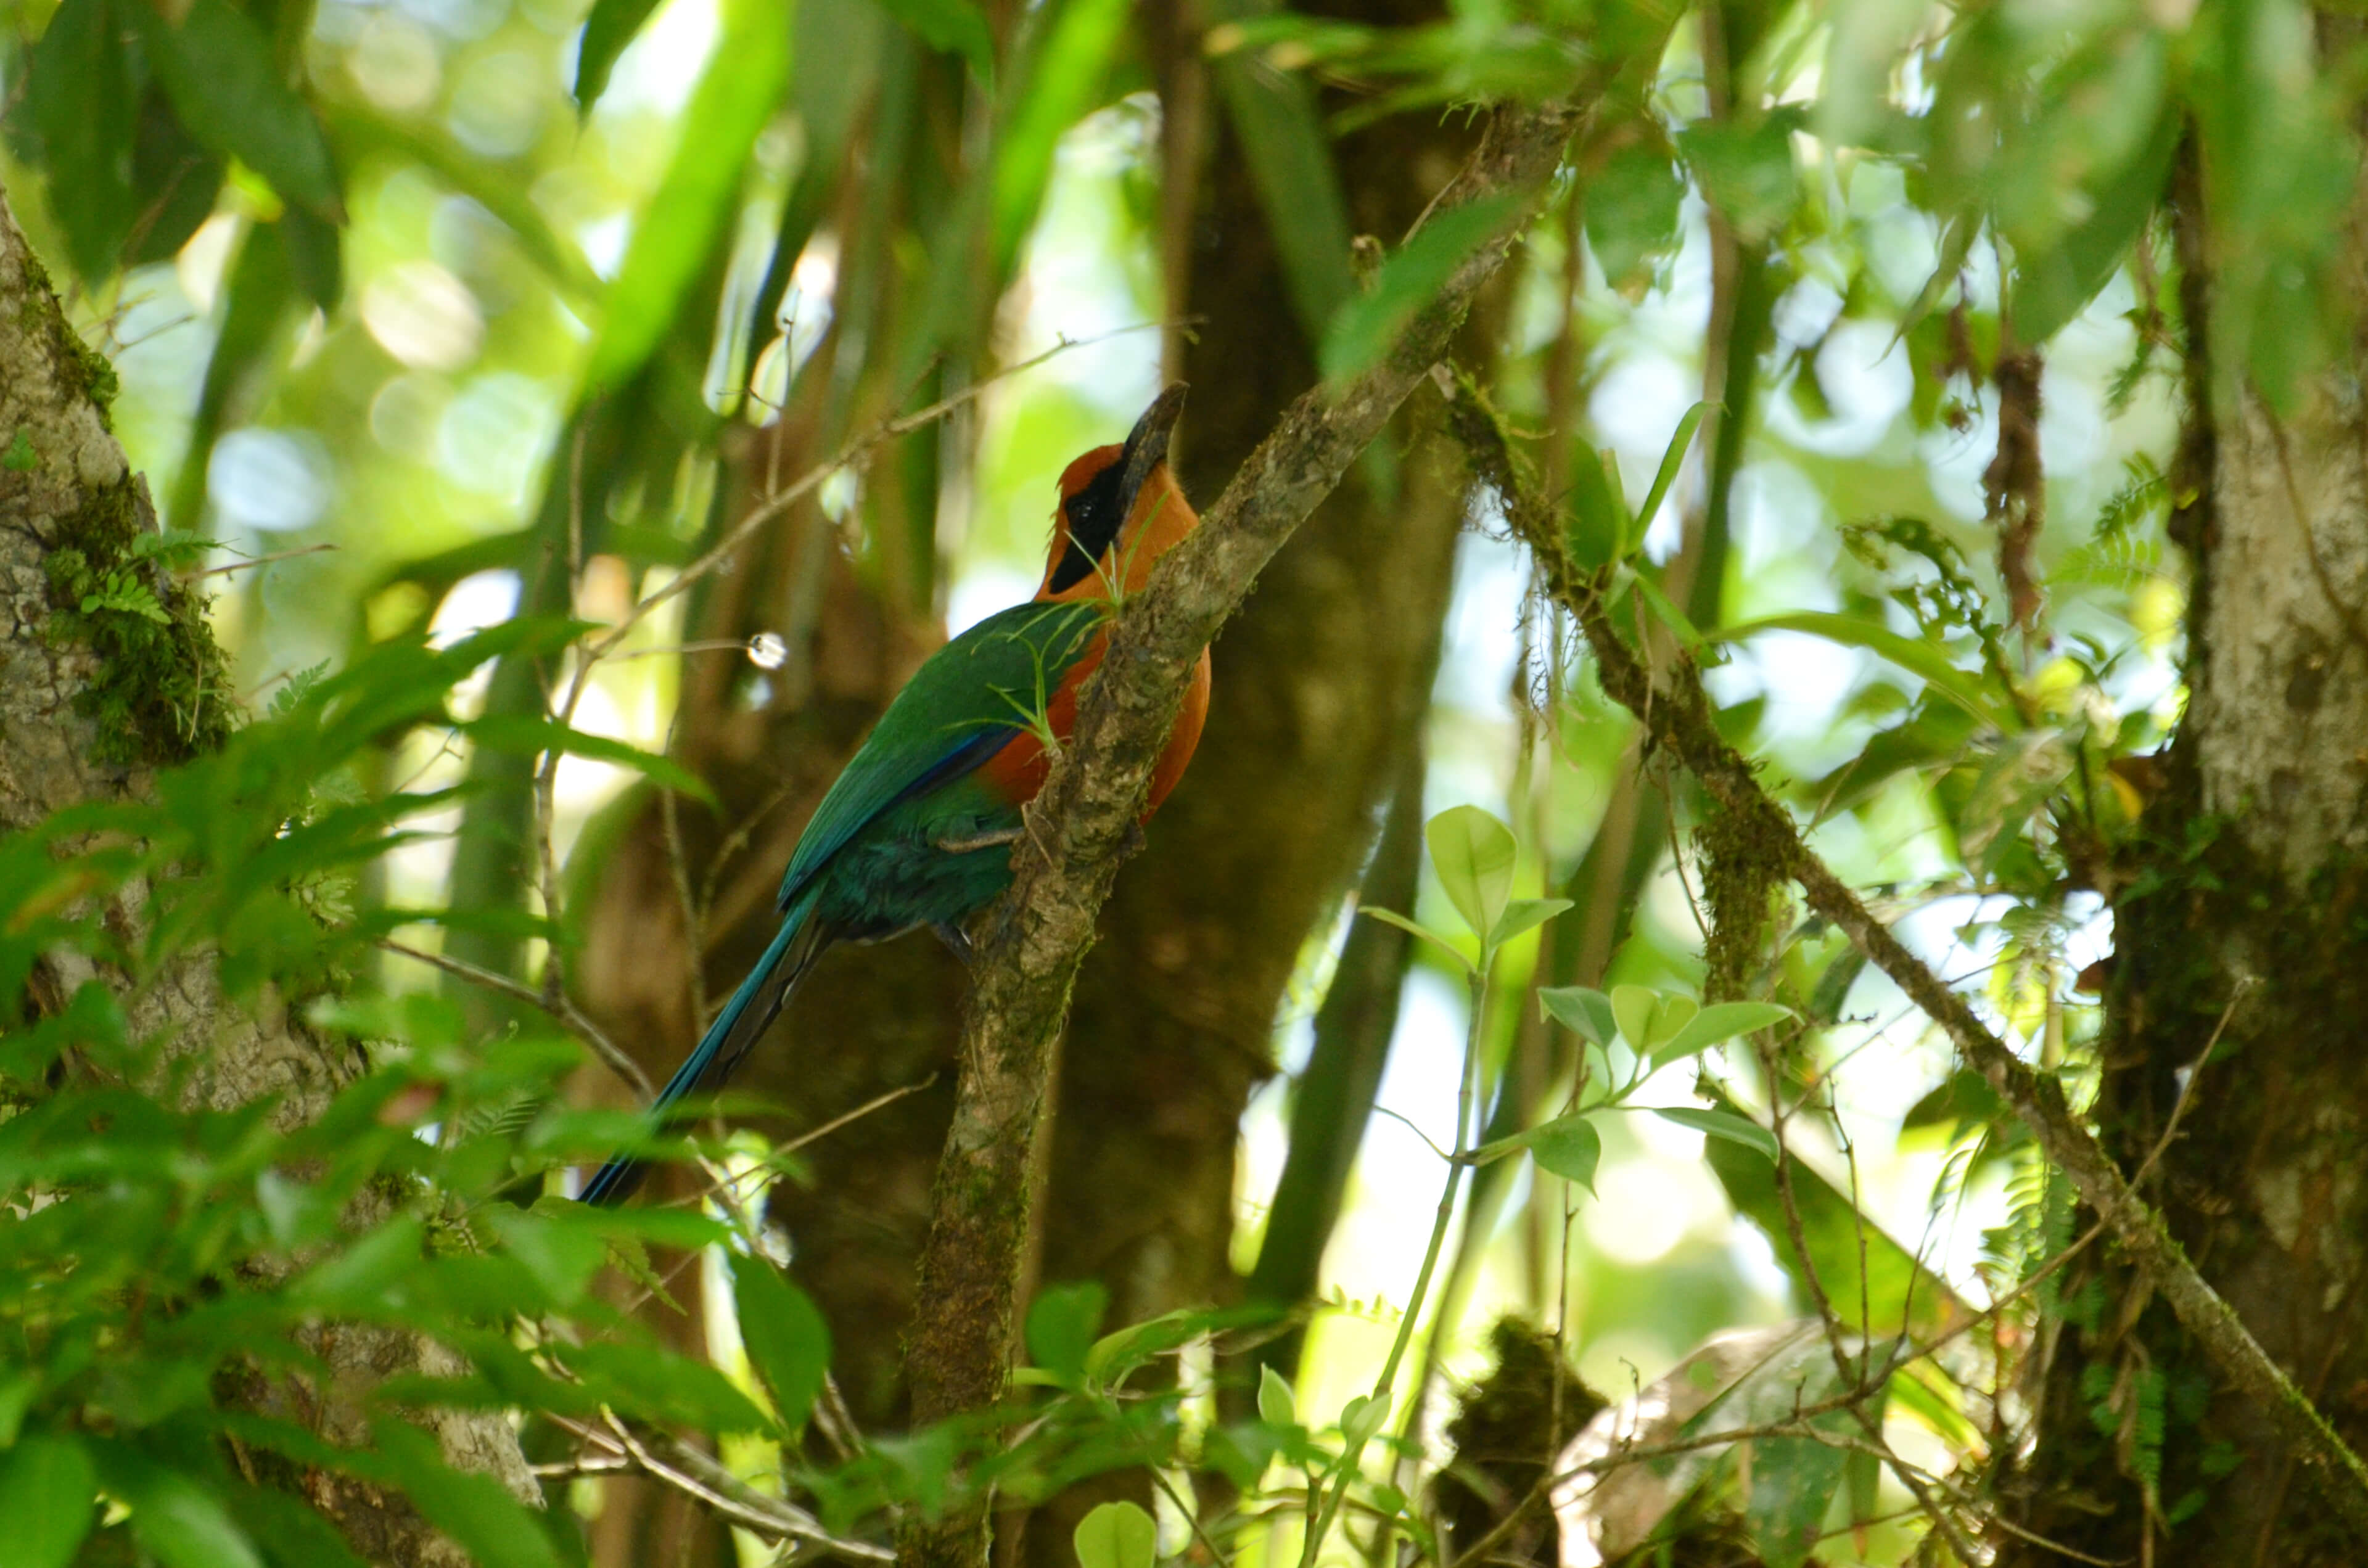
[581,896,828,1207]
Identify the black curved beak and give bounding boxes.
[1114,383,1188,520]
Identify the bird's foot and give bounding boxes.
[933,921,976,963]
[931,825,1024,855]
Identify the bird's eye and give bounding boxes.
[1050,460,1128,593]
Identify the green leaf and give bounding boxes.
[1339,1392,1388,1443]
[0,1435,97,1568]
[1564,443,1630,569]
[1207,0,1355,342]
[483,1205,607,1310]
[1609,984,1658,1053]
[2007,106,2178,342]
[1256,1365,1297,1427]
[1538,986,1616,1046]
[289,1215,425,1311]
[1320,193,1521,382]
[1359,905,1474,971]
[1712,610,2001,724]
[371,1421,561,1568]
[1424,805,1517,942]
[25,0,139,282]
[1675,108,1805,243]
[0,1371,36,1445]
[582,0,794,394]
[1525,1114,1601,1192]
[1072,1500,1156,1568]
[1650,1106,1779,1162]
[1488,897,1572,949]
[464,716,716,806]
[989,0,1132,274]
[133,0,342,221]
[103,1453,263,1568]
[574,0,665,109]
[1635,403,1708,543]
[730,1252,832,1430]
[1584,139,1684,289]
[870,0,994,80]
[1651,1002,1793,1067]
[1026,1281,1108,1387]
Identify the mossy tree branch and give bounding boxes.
[1444,382,2368,1543]
[891,101,1582,1568]
[0,187,540,1566]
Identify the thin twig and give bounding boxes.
[379,937,653,1101]
[193,541,338,578]
[1450,375,2368,1538]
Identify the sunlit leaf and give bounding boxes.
[731,1252,832,1430]
[1652,1002,1793,1067]
[575,0,666,109]
[1714,611,2002,724]
[583,0,794,394]
[989,0,1133,274]
[1073,1501,1156,1568]
[1026,1281,1109,1387]
[1634,402,1709,542]
[371,1421,561,1568]
[1257,1365,1297,1427]
[1424,805,1517,942]
[1650,1105,1779,1162]
[1489,897,1572,948]
[1360,905,1474,972]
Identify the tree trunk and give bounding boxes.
[2007,144,2368,1564]
[0,186,537,1568]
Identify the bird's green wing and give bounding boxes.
[775,597,1107,910]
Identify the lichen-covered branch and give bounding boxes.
[892,101,1581,1568]
[0,187,538,1565]
[1445,384,2368,1541]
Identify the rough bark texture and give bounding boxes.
[2003,144,2368,1566]
[892,101,1579,1568]
[0,189,536,1566]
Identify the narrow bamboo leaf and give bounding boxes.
[989,0,1132,274]
[1650,1105,1780,1162]
[1712,610,2001,723]
[1320,194,1520,382]
[134,0,342,220]
[1424,804,1516,940]
[1652,1001,1793,1067]
[1489,897,1572,949]
[730,1252,831,1430]
[1207,0,1355,342]
[574,0,665,110]
[1627,570,1706,653]
[0,1435,97,1568]
[25,0,139,282]
[463,716,717,807]
[1634,401,1709,541]
[583,0,794,394]
[870,0,994,80]
[279,206,343,311]
[1525,1114,1601,1192]
[1073,1501,1156,1568]
[1537,985,1615,1046]
[1360,905,1475,972]
[1256,1365,1297,1427]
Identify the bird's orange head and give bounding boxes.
[1040,384,1196,604]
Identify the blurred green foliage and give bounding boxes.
[4,0,2355,1557]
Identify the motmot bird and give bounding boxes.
[583,385,1210,1205]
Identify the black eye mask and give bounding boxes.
[1049,458,1128,594]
